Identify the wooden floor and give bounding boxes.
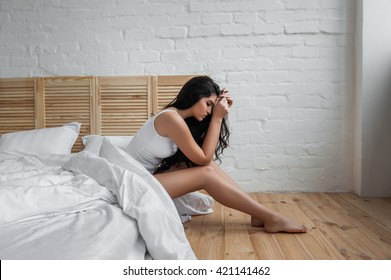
[184,193,391,260]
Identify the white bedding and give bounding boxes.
[0,150,196,260]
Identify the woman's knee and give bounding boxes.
[209,160,222,170]
[197,163,215,185]
[199,164,214,175]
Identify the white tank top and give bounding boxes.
[126,109,178,173]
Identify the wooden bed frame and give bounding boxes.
[0,75,195,152]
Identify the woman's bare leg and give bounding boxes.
[208,162,264,227]
[154,164,306,233]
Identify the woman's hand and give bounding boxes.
[220,88,233,108]
[212,88,232,120]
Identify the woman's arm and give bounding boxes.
[156,96,230,166]
[199,97,229,164]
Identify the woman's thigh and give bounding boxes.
[153,165,212,198]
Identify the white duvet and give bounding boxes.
[0,146,196,260]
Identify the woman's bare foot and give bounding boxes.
[251,216,264,227]
[264,215,307,233]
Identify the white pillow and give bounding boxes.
[172,192,214,216]
[82,135,133,154]
[0,122,80,155]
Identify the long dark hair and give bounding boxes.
[155,76,230,173]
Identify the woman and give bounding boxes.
[128,76,306,233]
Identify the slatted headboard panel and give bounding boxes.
[0,75,195,152]
[0,78,36,134]
[98,76,150,136]
[44,77,93,151]
[155,75,195,113]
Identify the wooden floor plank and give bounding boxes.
[330,194,391,259]
[248,232,287,260]
[337,193,391,228]
[317,193,391,259]
[383,197,391,206]
[287,193,377,259]
[245,194,287,260]
[257,193,313,260]
[269,193,345,260]
[333,194,391,246]
[184,192,391,260]
[223,207,256,259]
[183,213,204,255]
[194,200,225,259]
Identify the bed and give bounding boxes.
[0,75,213,260]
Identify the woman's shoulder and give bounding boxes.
[155,108,182,120]
[157,107,177,115]
[154,108,186,136]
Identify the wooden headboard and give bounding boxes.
[0,75,195,152]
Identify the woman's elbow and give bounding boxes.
[195,157,213,166]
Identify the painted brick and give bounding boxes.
[156,27,187,39]
[99,52,127,65]
[128,50,160,63]
[144,39,175,51]
[194,49,221,60]
[220,23,252,35]
[0,0,355,193]
[250,0,283,11]
[145,63,176,74]
[252,23,284,34]
[175,38,206,50]
[172,14,201,26]
[321,0,348,9]
[292,46,321,57]
[161,51,190,63]
[227,72,257,83]
[125,29,154,41]
[285,21,319,34]
[237,107,269,121]
[320,20,349,34]
[286,0,317,9]
[222,47,254,59]
[234,13,258,23]
[188,25,220,37]
[189,2,218,13]
[202,13,232,25]
[204,37,237,47]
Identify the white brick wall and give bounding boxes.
[0,0,355,193]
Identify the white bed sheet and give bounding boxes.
[0,151,196,260]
